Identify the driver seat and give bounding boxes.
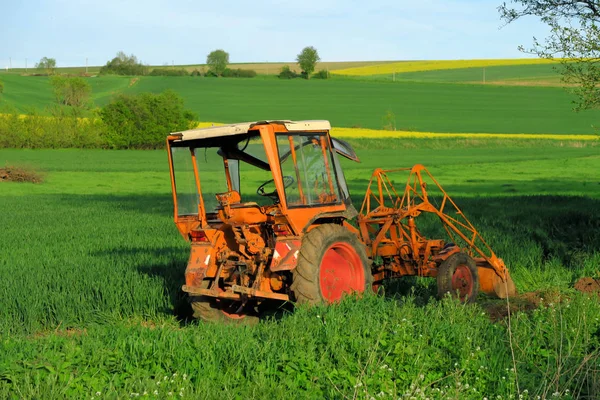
[215,190,266,224]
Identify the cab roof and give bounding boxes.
[169,120,332,142]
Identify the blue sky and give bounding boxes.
[0,0,549,68]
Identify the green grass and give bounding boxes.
[2,73,600,135]
[1,140,599,398]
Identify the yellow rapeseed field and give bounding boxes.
[2,116,594,141]
[331,59,558,76]
[194,122,597,141]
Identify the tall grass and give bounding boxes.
[0,295,598,398]
[0,143,599,398]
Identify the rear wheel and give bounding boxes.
[291,224,373,305]
[437,252,479,303]
[189,281,259,324]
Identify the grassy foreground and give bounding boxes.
[1,139,599,398]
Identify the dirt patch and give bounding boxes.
[482,289,564,322]
[575,277,600,297]
[129,77,139,87]
[0,166,44,183]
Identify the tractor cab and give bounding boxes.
[167,120,359,239]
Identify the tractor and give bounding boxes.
[166,120,516,322]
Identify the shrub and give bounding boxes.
[99,90,196,149]
[35,57,56,74]
[0,111,106,149]
[149,68,190,76]
[100,51,148,76]
[0,80,4,95]
[312,69,330,79]
[49,76,92,108]
[222,68,257,78]
[204,70,218,78]
[278,65,299,79]
[190,69,202,77]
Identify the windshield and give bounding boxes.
[277,133,342,207]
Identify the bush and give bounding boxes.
[190,69,202,77]
[278,65,299,79]
[0,110,106,149]
[204,70,218,78]
[312,69,330,79]
[99,90,196,149]
[49,76,92,108]
[222,68,257,78]
[0,80,4,94]
[149,68,190,76]
[100,51,148,76]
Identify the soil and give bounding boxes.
[0,166,43,183]
[574,277,600,296]
[482,289,564,322]
[483,279,600,322]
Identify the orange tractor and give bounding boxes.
[166,120,516,322]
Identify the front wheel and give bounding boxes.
[291,224,373,305]
[436,252,479,303]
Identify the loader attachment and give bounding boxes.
[358,164,517,300]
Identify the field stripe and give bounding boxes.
[332,59,559,76]
[196,122,598,141]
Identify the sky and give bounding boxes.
[0,0,550,68]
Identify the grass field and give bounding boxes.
[1,139,600,398]
[1,73,600,135]
[351,64,563,86]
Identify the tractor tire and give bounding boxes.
[291,224,373,305]
[189,281,259,325]
[437,252,480,304]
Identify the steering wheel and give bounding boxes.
[256,176,295,198]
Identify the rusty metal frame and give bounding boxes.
[358,164,513,296]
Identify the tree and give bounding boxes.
[499,1,600,110]
[49,76,91,108]
[296,46,320,79]
[100,51,147,76]
[206,49,229,77]
[100,90,196,149]
[35,57,56,74]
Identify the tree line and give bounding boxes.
[31,46,325,80]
